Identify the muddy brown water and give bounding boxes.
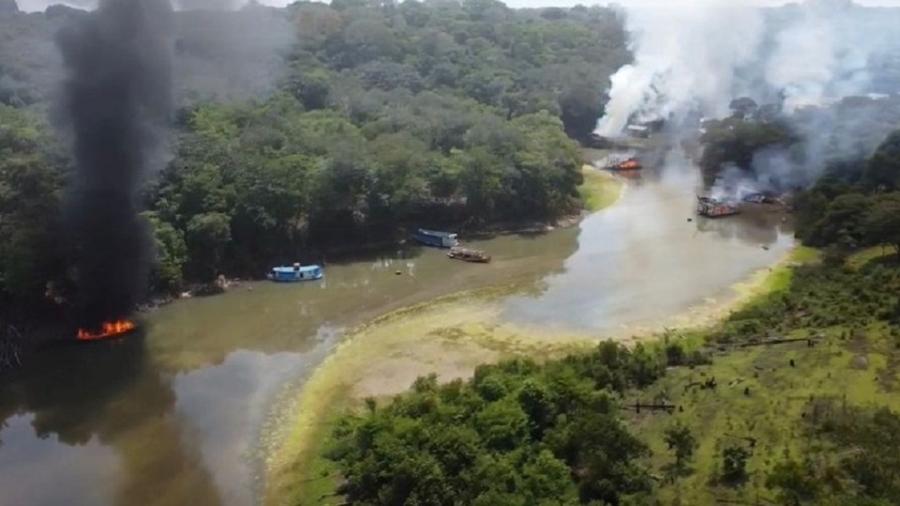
[0,155,793,506]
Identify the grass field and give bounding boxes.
[629,250,900,505]
[578,165,624,212]
[268,240,898,506]
[630,323,900,504]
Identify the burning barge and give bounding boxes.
[696,191,788,218]
[696,196,740,218]
[76,319,138,342]
[604,155,643,172]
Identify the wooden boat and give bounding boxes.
[268,263,324,282]
[447,247,491,263]
[605,156,642,172]
[412,228,459,248]
[742,192,779,204]
[697,196,740,218]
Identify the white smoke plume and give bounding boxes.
[597,2,765,136]
[597,0,900,137]
[17,0,286,12]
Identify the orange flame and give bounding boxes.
[77,320,136,341]
[617,159,642,171]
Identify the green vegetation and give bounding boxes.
[311,244,900,505]
[700,114,796,184]
[324,343,664,505]
[153,103,584,280]
[0,1,630,322]
[700,94,900,191]
[0,105,63,321]
[296,105,900,503]
[795,131,900,257]
[634,254,900,505]
[700,95,900,264]
[577,166,622,212]
[662,422,696,477]
[305,122,900,503]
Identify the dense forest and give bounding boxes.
[0,0,629,322]
[323,275,900,505]
[297,41,900,504]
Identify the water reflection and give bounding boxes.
[502,166,794,332]
[696,205,791,245]
[0,227,580,506]
[0,334,222,506]
[0,151,795,504]
[172,348,332,505]
[1,413,119,506]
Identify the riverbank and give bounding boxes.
[295,247,900,505]
[262,195,799,506]
[578,164,625,212]
[135,167,621,320]
[261,166,626,505]
[3,162,795,506]
[626,248,900,505]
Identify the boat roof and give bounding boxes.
[451,247,484,254]
[272,265,321,273]
[418,228,456,237]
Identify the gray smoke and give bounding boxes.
[173,4,295,102]
[18,0,92,10]
[598,0,900,135]
[2,1,296,104]
[17,0,291,12]
[598,0,900,194]
[57,0,174,329]
[598,2,766,136]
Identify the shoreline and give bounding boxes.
[261,167,627,505]
[261,179,798,506]
[264,246,808,505]
[2,176,613,374]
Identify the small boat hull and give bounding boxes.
[606,157,642,172]
[697,197,740,218]
[447,247,491,263]
[269,264,324,282]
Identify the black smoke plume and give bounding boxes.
[56,0,173,330]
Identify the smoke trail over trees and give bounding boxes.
[598,0,900,137]
[56,0,173,329]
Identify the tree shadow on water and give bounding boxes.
[0,330,223,506]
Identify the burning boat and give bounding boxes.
[605,155,642,172]
[447,247,491,263]
[77,320,137,341]
[269,263,324,282]
[697,196,740,218]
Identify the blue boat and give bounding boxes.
[268,263,324,282]
[412,228,459,248]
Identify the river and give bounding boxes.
[0,155,793,506]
